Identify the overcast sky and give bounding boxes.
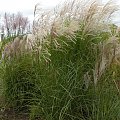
[0,0,64,22]
[0,0,120,25]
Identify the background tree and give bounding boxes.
[3,12,30,37]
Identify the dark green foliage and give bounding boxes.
[1,29,120,120]
[3,55,41,111]
[0,26,120,120]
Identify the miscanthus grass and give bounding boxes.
[0,0,120,120]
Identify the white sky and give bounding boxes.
[0,0,120,25]
[0,0,64,22]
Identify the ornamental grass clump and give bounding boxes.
[1,0,120,119]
